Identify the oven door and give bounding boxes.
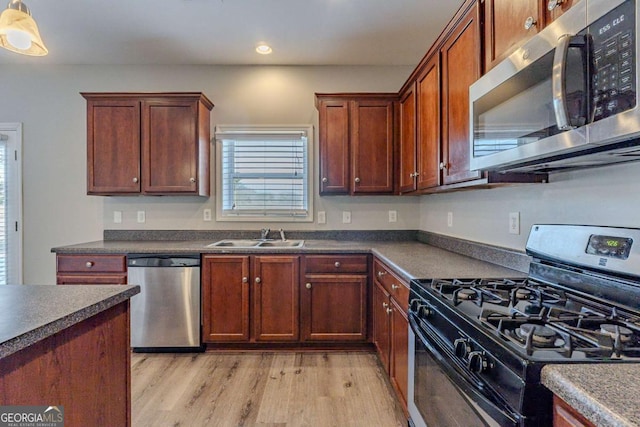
[408,315,519,427]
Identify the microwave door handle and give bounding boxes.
[552,34,575,131]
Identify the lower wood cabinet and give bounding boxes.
[553,396,595,427]
[373,257,409,414]
[56,254,127,284]
[202,254,300,343]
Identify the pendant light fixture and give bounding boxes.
[0,0,47,56]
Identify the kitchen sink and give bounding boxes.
[206,239,304,248]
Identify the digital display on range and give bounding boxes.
[586,234,633,259]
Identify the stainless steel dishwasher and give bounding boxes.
[127,254,202,351]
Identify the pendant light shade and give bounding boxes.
[0,0,47,56]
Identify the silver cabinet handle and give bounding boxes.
[377,271,387,277]
[132,177,139,183]
[524,16,537,30]
[382,302,389,308]
[439,162,447,170]
[409,172,415,178]
[255,277,261,284]
[391,284,399,290]
[85,261,94,268]
[414,172,420,177]
[547,0,563,11]
[242,277,248,283]
[354,177,361,183]
[322,177,328,183]
[386,308,393,315]
[190,177,196,183]
[334,262,341,268]
[306,283,312,289]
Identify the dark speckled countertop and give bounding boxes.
[542,364,640,427]
[51,239,528,281]
[0,285,140,359]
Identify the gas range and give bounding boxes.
[408,225,640,427]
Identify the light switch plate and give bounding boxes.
[509,212,520,235]
[342,211,351,224]
[113,211,122,224]
[317,211,326,224]
[447,212,453,228]
[203,208,212,221]
[137,211,146,223]
[388,210,397,223]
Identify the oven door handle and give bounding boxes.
[409,315,520,426]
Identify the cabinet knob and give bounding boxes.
[382,302,389,308]
[306,282,312,289]
[242,277,248,283]
[439,162,447,170]
[377,271,387,277]
[547,0,564,11]
[190,177,196,183]
[386,308,393,315]
[354,177,361,183]
[255,277,261,284]
[132,177,139,183]
[524,16,537,30]
[409,172,415,178]
[391,284,399,290]
[414,172,420,177]
[322,177,328,183]
[85,261,94,268]
[334,261,341,268]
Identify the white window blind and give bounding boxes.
[215,126,313,221]
[0,124,22,285]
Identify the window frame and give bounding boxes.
[0,123,23,284]
[214,124,314,223]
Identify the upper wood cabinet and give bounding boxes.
[398,84,417,193]
[316,94,396,195]
[416,55,442,190]
[484,0,582,72]
[83,92,213,196]
[441,2,482,185]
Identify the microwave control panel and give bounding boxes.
[591,0,636,121]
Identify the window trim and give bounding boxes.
[214,124,314,223]
[0,122,23,284]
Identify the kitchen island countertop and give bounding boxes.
[542,363,640,427]
[0,284,140,359]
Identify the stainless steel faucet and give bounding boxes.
[260,228,270,240]
[279,228,286,241]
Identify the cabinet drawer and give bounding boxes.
[373,259,409,311]
[57,274,128,285]
[305,255,368,274]
[57,254,127,273]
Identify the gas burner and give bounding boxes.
[456,289,477,300]
[516,323,560,347]
[514,288,532,300]
[600,324,634,343]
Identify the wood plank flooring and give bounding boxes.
[131,352,406,427]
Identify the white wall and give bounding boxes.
[0,64,418,284]
[420,162,640,251]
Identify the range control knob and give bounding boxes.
[454,338,471,359]
[417,304,433,319]
[409,298,421,312]
[468,351,489,374]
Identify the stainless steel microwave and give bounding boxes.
[470,0,640,172]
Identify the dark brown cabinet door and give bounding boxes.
[86,99,141,194]
[301,275,367,342]
[142,99,199,194]
[484,0,542,71]
[553,396,595,427]
[202,255,250,343]
[399,84,417,193]
[373,280,391,373]
[441,3,482,185]
[318,99,350,195]
[391,297,409,409]
[351,99,395,194]
[416,56,441,190]
[253,255,300,342]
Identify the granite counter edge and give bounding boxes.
[0,286,140,359]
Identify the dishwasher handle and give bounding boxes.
[127,254,200,268]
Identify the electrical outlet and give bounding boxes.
[342,211,352,224]
[317,211,326,224]
[203,208,212,221]
[137,211,146,223]
[447,212,453,227]
[388,210,397,223]
[509,212,520,235]
[113,211,122,224]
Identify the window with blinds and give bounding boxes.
[0,124,22,285]
[215,125,313,222]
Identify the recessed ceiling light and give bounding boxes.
[256,44,272,55]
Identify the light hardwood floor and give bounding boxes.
[131,352,406,427]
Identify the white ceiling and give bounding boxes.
[0,0,465,66]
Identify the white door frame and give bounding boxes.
[0,123,23,284]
